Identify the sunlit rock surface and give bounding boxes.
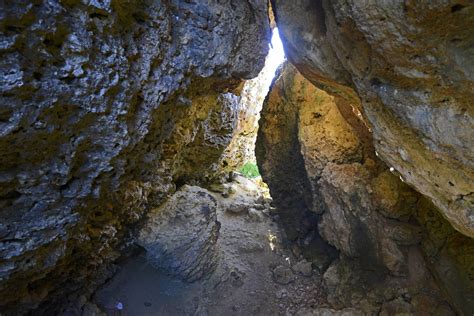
[257,63,473,314]
[272,0,474,238]
[1,0,472,314]
[0,0,270,313]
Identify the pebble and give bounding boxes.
[272,265,295,285]
[292,260,313,277]
[275,289,288,299]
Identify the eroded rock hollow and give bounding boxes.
[271,0,474,238]
[0,0,473,315]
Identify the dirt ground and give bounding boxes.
[93,175,329,316]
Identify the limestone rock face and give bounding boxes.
[219,67,274,171]
[256,64,473,314]
[255,64,325,243]
[258,64,410,275]
[138,185,220,282]
[272,0,474,238]
[0,0,270,313]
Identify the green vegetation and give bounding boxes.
[239,162,260,178]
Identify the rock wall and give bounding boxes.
[0,0,270,314]
[257,63,473,314]
[271,0,474,238]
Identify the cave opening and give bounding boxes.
[231,26,285,167]
[92,28,329,315]
[93,24,347,314]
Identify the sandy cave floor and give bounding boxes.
[93,175,329,316]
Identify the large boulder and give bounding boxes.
[271,0,474,238]
[138,185,220,282]
[0,0,270,313]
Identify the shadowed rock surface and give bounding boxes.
[0,0,269,313]
[256,63,473,314]
[271,0,474,238]
[0,0,473,315]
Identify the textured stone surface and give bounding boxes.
[219,29,285,173]
[219,66,274,172]
[255,64,320,241]
[258,64,407,275]
[272,0,474,238]
[319,163,408,276]
[0,0,270,313]
[138,185,220,282]
[2,0,472,314]
[322,256,455,316]
[296,307,364,316]
[256,63,472,314]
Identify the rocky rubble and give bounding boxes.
[1,0,473,314]
[0,0,270,313]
